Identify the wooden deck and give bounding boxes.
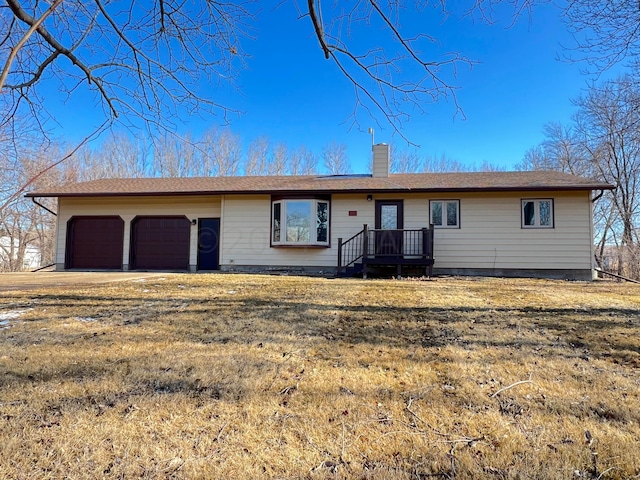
[337,225,434,278]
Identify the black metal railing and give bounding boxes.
[337,226,366,275]
[338,224,434,275]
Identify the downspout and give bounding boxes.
[589,190,599,279]
[29,197,57,271]
[30,197,57,216]
[589,189,609,278]
[591,189,605,203]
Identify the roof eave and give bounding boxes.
[25,183,614,198]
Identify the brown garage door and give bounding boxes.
[130,216,190,270]
[66,216,124,269]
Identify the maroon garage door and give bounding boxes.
[130,216,190,270]
[66,216,124,269]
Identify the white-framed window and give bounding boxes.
[272,198,330,246]
[522,199,554,228]
[430,200,460,228]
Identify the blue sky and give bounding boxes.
[42,1,614,174]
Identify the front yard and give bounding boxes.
[1,274,639,479]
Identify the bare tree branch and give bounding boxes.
[563,0,640,75]
[1,0,253,140]
[0,0,62,91]
[300,0,490,139]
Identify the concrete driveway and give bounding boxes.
[0,272,175,292]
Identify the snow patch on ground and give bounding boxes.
[75,317,97,322]
[0,309,33,329]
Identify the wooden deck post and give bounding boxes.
[427,225,434,277]
[337,237,343,276]
[421,228,428,260]
[362,224,369,279]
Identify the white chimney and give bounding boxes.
[372,143,389,178]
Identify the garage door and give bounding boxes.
[130,216,190,270]
[66,216,124,269]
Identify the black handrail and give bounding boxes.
[338,225,434,275]
[337,224,367,274]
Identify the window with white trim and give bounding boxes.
[272,198,329,246]
[522,199,554,228]
[430,200,460,228]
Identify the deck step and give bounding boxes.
[339,263,363,277]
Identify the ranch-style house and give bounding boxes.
[26,144,613,280]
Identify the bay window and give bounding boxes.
[272,197,330,246]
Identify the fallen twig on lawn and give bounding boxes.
[265,351,295,391]
[404,397,450,438]
[439,436,485,445]
[490,375,533,398]
[341,417,346,462]
[215,422,229,443]
[597,466,617,480]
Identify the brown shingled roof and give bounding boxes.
[25,171,613,198]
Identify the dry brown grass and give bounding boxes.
[1,274,639,479]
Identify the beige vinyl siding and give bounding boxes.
[221,195,334,267]
[220,191,592,271]
[429,191,592,270]
[221,194,378,268]
[57,196,221,268]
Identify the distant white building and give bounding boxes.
[0,236,42,270]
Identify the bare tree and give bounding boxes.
[289,146,319,175]
[79,133,150,180]
[322,142,350,174]
[60,130,321,181]
[517,123,590,175]
[476,160,507,172]
[268,143,289,176]
[423,153,468,173]
[0,211,36,271]
[153,134,198,178]
[563,0,640,76]
[522,76,640,277]
[244,137,271,176]
[574,76,640,267]
[1,0,248,215]
[200,129,243,177]
[244,139,319,176]
[518,145,555,172]
[390,145,422,173]
[0,146,68,271]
